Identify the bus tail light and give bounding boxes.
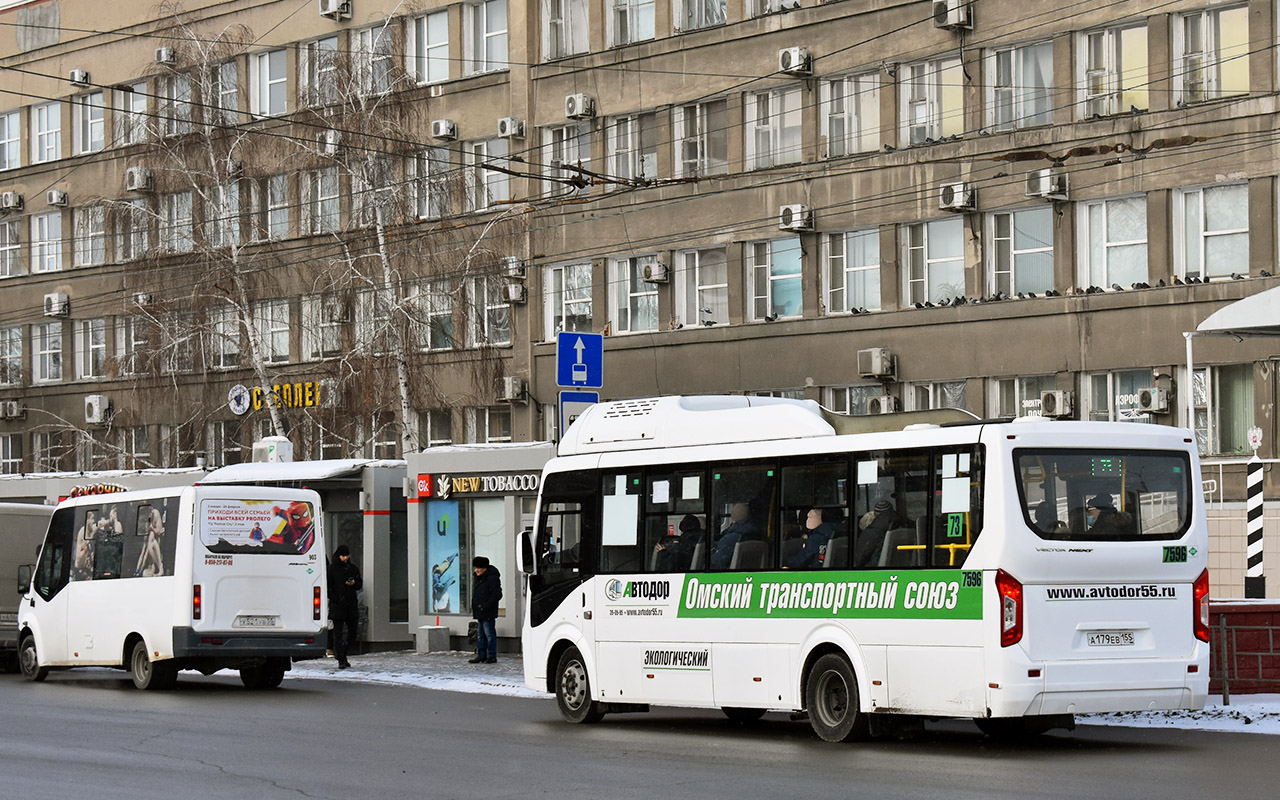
[314,586,322,620]
[1193,568,1210,642]
[192,585,202,621]
[995,569,1023,647]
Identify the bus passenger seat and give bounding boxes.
[880,528,921,567]
[824,536,849,568]
[688,541,706,570]
[729,539,767,570]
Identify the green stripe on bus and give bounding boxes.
[676,570,982,620]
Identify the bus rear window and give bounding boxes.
[200,499,317,555]
[1014,449,1192,542]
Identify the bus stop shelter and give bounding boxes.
[1185,285,1280,433]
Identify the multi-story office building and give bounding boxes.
[0,0,1274,504]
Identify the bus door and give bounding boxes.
[26,507,74,664]
[64,502,136,662]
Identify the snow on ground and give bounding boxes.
[291,650,1280,735]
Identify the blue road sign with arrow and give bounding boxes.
[556,332,603,388]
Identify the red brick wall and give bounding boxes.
[1209,602,1280,695]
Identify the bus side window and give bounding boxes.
[709,462,776,571]
[34,508,74,601]
[930,447,984,568]
[780,459,849,570]
[600,472,643,573]
[644,469,707,573]
[92,503,131,580]
[536,470,597,588]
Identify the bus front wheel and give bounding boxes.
[130,640,177,690]
[555,646,604,724]
[19,635,47,682]
[805,653,867,743]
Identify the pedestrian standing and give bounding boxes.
[328,544,362,669]
[469,556,502,664]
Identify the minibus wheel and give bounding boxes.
[19,634,47,682]
[130,640,177,690]
[805,653,867,742]
[555,646,603,724]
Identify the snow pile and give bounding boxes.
[1080,694,1280,735]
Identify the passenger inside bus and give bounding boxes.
[1033,501,1069,536]
[853,499,903,567]
[710,503,764,569]
[1086,494,1134,536]
[652,514,704,571]
[786,507,842,569]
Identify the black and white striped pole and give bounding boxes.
[1245,426,1265,598]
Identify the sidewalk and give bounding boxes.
[289,650,1280,735]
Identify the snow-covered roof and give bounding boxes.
[200,459,405,484]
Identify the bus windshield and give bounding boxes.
[199,499,318,555]
[1014,449,1192,542]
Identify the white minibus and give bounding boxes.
[1,502,55,672]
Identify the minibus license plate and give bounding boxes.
[1087,631,1134,647]
[236,615,279,628]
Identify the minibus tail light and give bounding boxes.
[192,584,202,621]
[995,569,1023,647]
[1193,569,1210,642]
[314,586,322,620]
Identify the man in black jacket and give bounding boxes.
[470,556,502,664]
[327,545,362,669]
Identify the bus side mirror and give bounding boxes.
[17,564,32,595]
[518,528,534,574]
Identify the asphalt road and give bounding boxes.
[2,670,1276,800]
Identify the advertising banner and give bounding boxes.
[427,500,460,613]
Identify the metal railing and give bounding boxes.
[1200,457,1280,508]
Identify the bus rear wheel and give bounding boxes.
[805,653,867,743]
[130,640,177,690]
[555,646,603,724]
[241,660,287,689]
[19,635,48,682]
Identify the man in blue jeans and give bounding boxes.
[469,556,502,664]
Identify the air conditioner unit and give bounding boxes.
[319,129,341,155]
[124,166,154,192]
[84,395,111,425]
[503,283,528,304]
[318,0,352,20]
[867,396,900,415]
[1026,168,1069,201]
[1137,387,1169,414]
[564,93,595,120]
[69,69,91,87]
[499,376,526,403]
[431,119,457,140]
[46,189,68,207]
[778,47,811,76]
[0,400,25,420]
[502,256,526,278]
[154,47,176,65]
[778,203,812,231]
[43,292,70,317]
[933,0,973,30]
[0,191,23,211]
[496,117,525,139]
[938,182,975,211]
[857,347,894,378]
[133,292,153,307]
[1040,390,1075,418]
[251,436,294,463]
[641,262,669,283]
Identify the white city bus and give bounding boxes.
[520,396,1210,741]
[18,485,326,689]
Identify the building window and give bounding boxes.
[114,82,148,144]
[209,304,240,368]
[75,318,106,379]
[252,49,288,117]
[545,262,593,339]
[988,41,1053,130]
[989,207,1054,295]
[748,237,802,321]
[1080,24,1148,117]
[673,99,728,178]
[206,61,238,127]
[825,385,887,416]
[466,0,509,75]
[410,279,454,350]
[209,420,243,466]
[825,229,880,313]
[355,25,395,96]
[676,246,728,326]
[543,124,590,197]
[468,277,510,346]
[313,420,345,460]
[72,92,104,154]
[744,86,803,169]
[299,37,339,107]
[0,326,21,385]
[821,73,878,157]
[368,413,400,459]
[1192,364,1254,455]
[409,11,450,83]
[991,375,1056,418]
[115,199,149,261]
[747,0,790,16]
[421,408,453,446]
[301,293,347,360]
[118,426,151,469]
[1175,184,1247,281]
[609,0,655,46]
[0,110,20,169]
[607,113,658,184]
[0,218,22,276]
[411,148,452,219]
[467,406,512,443]
[205,183,242,248]
[907,381,967,412]
[303,167,340,233]
[159,192,194,253]
[252,174,289,240]
[1079,196,1146,289]
[1086,369,1153,422]
[115,314,149,375]
[33,321,61,382]
[31,102,60,164]
[900,58,963,145]
[356,288,394,355]
[32,431,67,472]
[73,205,106,267]
[904,218,964,305]
[467,140,510,211]
[543,0,589,60]
[159,311,196,375]
[155,73,192,136]
[30,211,62,273]
[0,433,21,473]
[254,299,290,363]
[610,255,659,334]
[1174,6,1248,104]
[677,0,725,32]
